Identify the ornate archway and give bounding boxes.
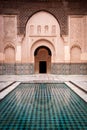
[34,46,52,74]
[25,10,60,74]
[30,39,55,74]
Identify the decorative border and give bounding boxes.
[0,64,34,75]
[51,63,87,75]
[0,63,87,75]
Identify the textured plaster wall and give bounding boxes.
[69,15,87,62]
[0,1,87,74]
[0,11,87,63]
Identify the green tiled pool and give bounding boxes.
[0,83,87,130]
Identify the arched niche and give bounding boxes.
[26,11,60,37]
[70,45,81,62]
[4,45,15,63]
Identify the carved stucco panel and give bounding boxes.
[69,16,83,47]
[3,16,17,41]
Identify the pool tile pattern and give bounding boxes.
[0,83,87,130]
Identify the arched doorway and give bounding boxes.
[34,46,51,74]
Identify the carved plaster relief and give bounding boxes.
[83,16,87,51]
[52,25,56,35]
[30,25,34,35]
[27,11,60,37]
[3,16,17,40]
[37,25,41,34]
[44,25,49,33]
[29,25,56,36]
[69,15,87,53]
[69,16,83,47]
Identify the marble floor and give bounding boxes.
[0,74,87,102]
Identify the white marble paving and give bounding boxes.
[0,82,21,100]
[0,81,14,91]
[0,74,87,102]
[65,82,87,103]
[70,81,87,92]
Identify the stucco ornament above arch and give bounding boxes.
[26,11,60,37]
[4,41,15,51]
[71,44,81,52]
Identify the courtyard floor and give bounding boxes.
[0,74,87,102]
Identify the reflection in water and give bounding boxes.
[15,83,71,110]
[34,84,52,110]
[15,84,35,107]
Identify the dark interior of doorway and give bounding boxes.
[39,61,47,73]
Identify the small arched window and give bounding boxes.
[37,25,41,34]
[52,25,56,35]
[30,25,34,34]
[44,25,49,33]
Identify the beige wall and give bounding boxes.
[0,12,87,64]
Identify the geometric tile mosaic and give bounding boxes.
[0,83,87,129]
[0,63,87,75]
